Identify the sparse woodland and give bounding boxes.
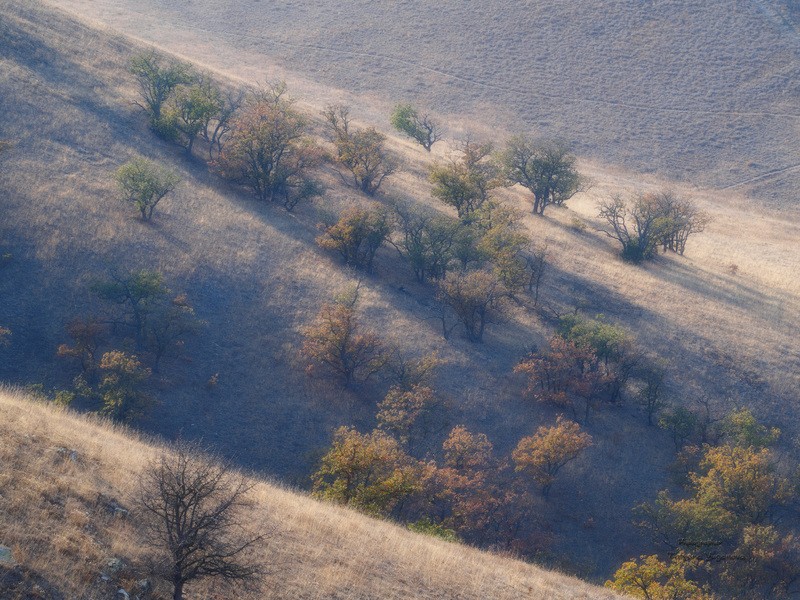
[1,4,799,598]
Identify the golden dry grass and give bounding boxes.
[0,387,623,599]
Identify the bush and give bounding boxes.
[114,158,180,220]
[390,103,441,151]
[317,204,391,271]
[323,105,397,195]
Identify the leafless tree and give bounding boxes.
[139,443,263,600]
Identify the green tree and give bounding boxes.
[390,103,441,151]
[115,158,180,220]
[215,84,321,209]
[92,270,197,370]
[312,426,421,516]
[557,313,635,402]
[636,363,668,426]
[476,206,532,294]
[323,105,397,195]
[390,204,460,282]
[129,51,195,124]
[498,137,583,215]
[167,77,223,154]
[654,191,710,256]
[206,88,245,159]
[429,140,499,219]
[659,407,699,451]
[720,408,780,449]
[98,351,151,420]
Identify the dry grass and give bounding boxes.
[0,387,622,599]
[0,0,799,582]
[45,0,800,211]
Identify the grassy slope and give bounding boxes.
[0,388,623,599]
[48,0,800,211]
[0,0,799,580]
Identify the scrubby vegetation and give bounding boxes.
[1,2,799,597]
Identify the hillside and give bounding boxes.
[47,0,800,210]
[1,0,799,585]
[0,388,624,599]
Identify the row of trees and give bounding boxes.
[312,396,592,550]
[130,53,590,219]
[315,201,547,343]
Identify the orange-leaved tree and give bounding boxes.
[301,287,389,386]
[215,83,321,209]
[512,415,592,498]
[317,203,391,271]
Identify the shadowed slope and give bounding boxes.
[0,388,623,599]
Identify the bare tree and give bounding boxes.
[139,443,263,600]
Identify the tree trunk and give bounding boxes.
[172,574,184,600]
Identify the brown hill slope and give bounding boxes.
[1,0,799,580]
[47,0,800,210]
[0,388,622,599]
